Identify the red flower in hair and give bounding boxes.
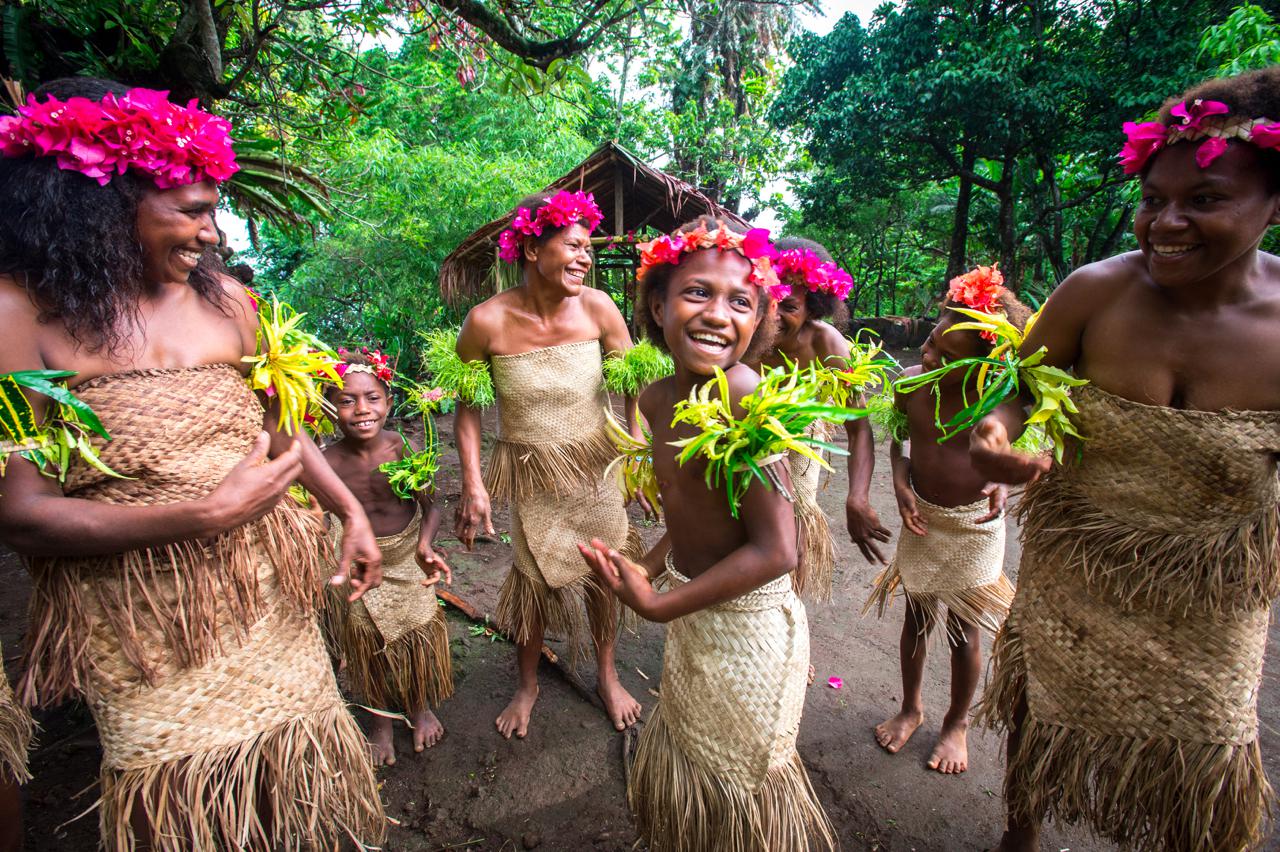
[947,264,1004,314]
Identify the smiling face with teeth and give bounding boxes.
[135,180,220,287]
[523,223,594,295]
[1135,141,1280,291]
[649,248,766,377]
[331,369,392,443]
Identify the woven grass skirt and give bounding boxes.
[978,384,1280,852]
[328,505,454,712]
[863,491,1012,645]
[788,423,835,603]
[628,557,836,852]
[0,641,32,785]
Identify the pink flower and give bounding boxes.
[423,387,446,403]
[1170,98,1229,133]
[497,229,521,263]
[1119,121,1167,175]
[741,228,777,260]
[1195,136,1229,169]
[1252,122,1280,149]
[827,677,843,690]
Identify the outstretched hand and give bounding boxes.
[974,482,1009,524]
[577,538,661,620]
[454,484,494,550]
[847,499,891,563]
[969,417,1051,485]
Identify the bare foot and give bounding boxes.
[368,715,396,766]
[807,664,815,685]
[496,684,538,739]
[874,708,923,753]
[987,826,1040,851]
[411,708,444,751]
[597,672,642,731]
[927,720,969,774]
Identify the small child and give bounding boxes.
[755,236,890,598]
[323,350,453,765]
[864,267,1027,775]
[578,218,836,851]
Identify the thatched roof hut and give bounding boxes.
[438,141,747,305]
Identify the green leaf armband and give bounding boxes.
[1,370,127,482]
[670,361,863,518]
[807,331,898,409]
[866,386,909,444]
[420,327,495,408]
[602,339,674,396]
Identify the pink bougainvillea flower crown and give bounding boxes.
[497,190,604,263]
[1119,97,1280,175]
[0,87,239,188]
[773,247,855,301]
[946,264,1005,342]
[636,223,784,299]
[336,347,395,384]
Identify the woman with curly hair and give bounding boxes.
[970,66,1280,852]
[0,78,385,850]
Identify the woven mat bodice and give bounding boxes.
[62,364,261,504]
[491,340,608,444]
[1056,384,1280,535]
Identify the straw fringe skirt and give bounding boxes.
[629,560,835,852]
[863,492,1012,644]
[789,438,835,603]
[0,643,32,785]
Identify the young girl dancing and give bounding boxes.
[579,219,837,851]
[323,350,453,764]
[864,268,1027,775]
[965,66,1280,852]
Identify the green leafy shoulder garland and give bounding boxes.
[606,360,863,519]
[805,330,898,409]
[420,327,495,409]
[1,370,124,482]
[602,339,674,396]
[892,307,1087,461]
[377,380,450,500]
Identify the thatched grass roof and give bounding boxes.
[439,141,747,303]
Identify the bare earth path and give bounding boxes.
[5,350,1280,850]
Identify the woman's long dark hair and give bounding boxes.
[0,77,227,353]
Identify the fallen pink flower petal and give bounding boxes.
[827,676,843,690]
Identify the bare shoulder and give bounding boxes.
[216,273,259,349]
[582,285,624,321]
[0,277,47,372]
[458,296,507,359]
[723,363,763,411]
[810,321,850,361]
[639,376,671,424]
[1050,252,1142,308]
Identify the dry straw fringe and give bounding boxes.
[483,427,617,504]
[100,701,385,852]
[863,564,1014,646]
[0,681,33,784]
[628,705,837,852]
[20,501,329,706]
[976,620,1273,852]
[1017,474,1280,617]
[339,614,454,712]
[793,493,834,603]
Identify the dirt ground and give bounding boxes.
[5,349,1280,851]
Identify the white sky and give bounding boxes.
[799,0,890,35]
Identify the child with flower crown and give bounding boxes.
[578,217,837,852]
[322,349,454,764]
[862,265,1028,776]
[753,236,890,600]
[965,67,1280,852]
[435,190,659,739]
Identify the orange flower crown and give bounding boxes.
[945,264,1005,342]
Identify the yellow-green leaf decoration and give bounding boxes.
[420,327,495,409]
[242,296,343,435]
[892,307,1087,462]
[866,385,909,444]
[670,361,864,518]
[603,408,661,514]
[377,379,449,500]
[1,370,127,482]
[806,330,899,410]
[602,339,675,396]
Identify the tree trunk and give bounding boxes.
[997,149,1016,289]
[946,143,976,284]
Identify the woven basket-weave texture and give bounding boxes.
[328,506,454,711]
[627,555,835,851]
[0,640,32,784]
[864,490,1012,643]
[17,365,384,850]
[788,422,835,602]
[978,384,1280,852]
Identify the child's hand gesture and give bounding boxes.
[415,541,452,587]
[577,538,660,619]
[969,416,1051,485]
[974,482,1008,524]
[895,486,928,537]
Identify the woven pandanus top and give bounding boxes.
[64,364,261,504]
[1059,384,1280,535]
[491,340,608,444]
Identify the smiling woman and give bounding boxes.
[0,78,385,851]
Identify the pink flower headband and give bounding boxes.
[773,248,854,301]
[497,190,604,263]
[947,264,1005,342]
[1119,98,1280,175]
[336,347,395,384]
[636,223,783,299]
[0,87,239,188]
